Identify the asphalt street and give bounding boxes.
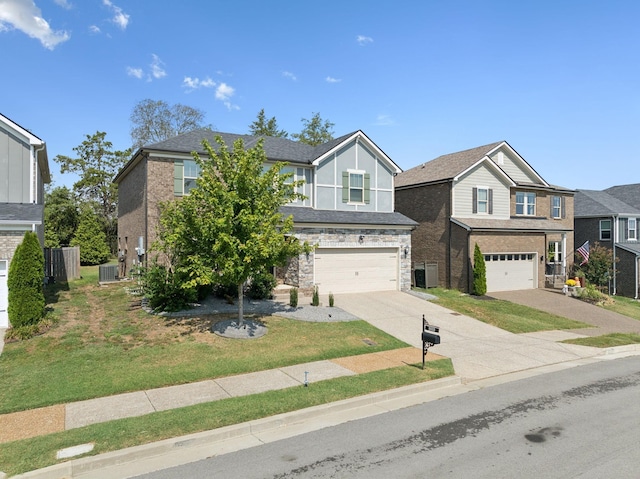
[135,355,640,479]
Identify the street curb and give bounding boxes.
[8,376,461,479]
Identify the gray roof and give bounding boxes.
[0,203,44,224]
[453,216,572,233]
[280,206,417,227]
[574,189,640,217]
[143,129,358,165]
[604,183,640,210]
[617,242,640,255]
[395,141,504,188]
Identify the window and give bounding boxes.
[183,159,201,194]
[477,188,488,213]
[600,219,612,241]
[472,187,492,214]
[349,172,364,203]
[551,196,562,219]
[629,218,637,241]
[516,192,536,216]
[548,241,563,262]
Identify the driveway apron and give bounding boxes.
[335,291,601,382]
[490,289,640,336]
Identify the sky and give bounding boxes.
[1,0,640,192]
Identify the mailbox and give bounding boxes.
[422,331,441,344]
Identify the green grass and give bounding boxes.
[599,295,640,321]
[563,333,640,348]
[419,287,590,333]
[0,265,409,414]
[0,359,453,476]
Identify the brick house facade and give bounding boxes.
[395,141,574,293]
[115,130,416,294]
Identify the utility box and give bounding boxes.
[99,264,118,283]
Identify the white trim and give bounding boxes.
[476,185,489,214]
[454,156,516,185]
[485,141,549,187]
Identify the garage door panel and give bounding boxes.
[485,253,535,292]
[315,248,398,294]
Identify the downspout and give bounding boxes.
[635,254,638,300]
[612,215,617,295]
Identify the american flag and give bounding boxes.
[577,240,589,266]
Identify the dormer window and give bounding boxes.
[516,192,536,216]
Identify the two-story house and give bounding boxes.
[0,113,51,328]
[574,186,640,298]
[395,141,574,293]
[114,129,417,294]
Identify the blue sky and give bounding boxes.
[2,0,639,191]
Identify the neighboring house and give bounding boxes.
[395,141,574,293]
[0,113,51,328]
[574,185,640,298]
[114,129,416,294]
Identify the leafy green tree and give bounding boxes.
[578,242,615,288]
[54,131,129,254]
[155,136,305,325]
[248,109,288,138]
[291,112,335,146]
[472,243,487,296]
[130,99,210,150]
[8,232,45,328]
[44,186,79,248]
[71,208,111,265]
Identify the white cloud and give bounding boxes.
[282,71,297,81]
[356,35,373,46]
[89,25,100,34]
[54,0,72,9]
[102,0,129,30]
[215,82,239,110]
[183,76,216,91]
[126,66,143,79]
[374,114,394,126]
[325,76,341,83]
[0,0,70,49]
[150,54,166,79]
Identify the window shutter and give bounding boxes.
[550,198,554,218]
[174,160,183,196]
[342,171,349,203]
[561,196,566,218]
[364,173,371,204]
[488,189,493,214]
[472,187,477,214]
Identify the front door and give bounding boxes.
[0,260,8,328]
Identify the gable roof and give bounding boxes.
[574,189,640,217]
[0,113,51,184]
[604,183,640,210]
[395,140,556,190]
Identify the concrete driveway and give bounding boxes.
[334,290,603,383]
[490,288,640,336]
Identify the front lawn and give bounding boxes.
[599,294,640,321]
[419,287,590,333]
[0,265,409,415]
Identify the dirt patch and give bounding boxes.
[0,405,65,443]
[331,347,444,374]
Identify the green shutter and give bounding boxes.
[174,160,183,196]
[342,171,349,203]
[364,173,370,204]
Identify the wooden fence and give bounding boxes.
[45,247,81,283]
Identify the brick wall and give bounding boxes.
[0,231,25,263]
[117,157,146,276]
[395,182,451,287]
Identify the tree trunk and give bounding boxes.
[237,282,244,328]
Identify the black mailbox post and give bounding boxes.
[422,314,441,369]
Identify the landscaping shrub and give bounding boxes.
[248,270,276,300]
[213,282,238,300]
[289,287,298,307]
[7,231,45,328]
[141,263,196,312]
[329,292,334,307]
[579,284,614,306]
[70,209,110,265]
[472,243,487,296]
[311,285,320,306]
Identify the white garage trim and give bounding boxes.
[0,260,8,328]
[314,247,399,294]
[484,252,536,292]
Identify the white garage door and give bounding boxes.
[485,253,536,292]
[0,260,8,328]
[315,248,398,294]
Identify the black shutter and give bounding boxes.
[488,189,493,215]
[472,187,477,214]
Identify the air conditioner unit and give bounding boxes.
[99,264,118,283]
